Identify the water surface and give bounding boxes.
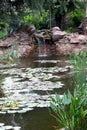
[0,54,75,130]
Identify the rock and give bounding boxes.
[21,24,36,36]
[17,44,35,57]
[56,43,72,55]
[68,33,87,44]
[78,34,87,43]
[0,25,87,59]
[33,29,52,44]
[51,26,67,42]
[69,33,80,44]
[52,26,61,32]
[58,36,70,44]
[55,42,86,55]
[52,30,67,42]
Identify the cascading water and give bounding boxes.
[36,36,48,57]
[34,28,53,57]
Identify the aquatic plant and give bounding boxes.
[50,84,87,130]
[0,45,18,63]
[69,50,87,71]
[50,50,87,130]
[0,65,66,114]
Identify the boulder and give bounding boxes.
[17,44,35,57]
[21,24,36,36]
[52,31,67,42]
[68,33,87,44]
[51,26,61,32]
[51,27,67,42]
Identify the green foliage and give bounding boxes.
[24,10,49,29]
[65,27,76,33]
[69,51,87,70]
[0,0,86,31]
[68,9,84,27]
[0,21,9,30]
[49,0,81,28]
[7,14,22,34]
[69,51,87,88]
[0,30,8,39]
[0,21,9,38]
[50,86,87,130]
[50,50,87,130]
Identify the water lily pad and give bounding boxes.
[4,125,13,130]
[1,107,10,111]
[0,111,6,114]
[0,123,4,127]
[7,110,18,114]
[17,109,27,113]
[27,103,38,108]
[13,126,21,130]
[0,58,72,114]
[0,126,6,130]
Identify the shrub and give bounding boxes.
[24,10,49,29]
[0,21,9,38]
[68,9,84,27]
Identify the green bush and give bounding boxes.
[7,14,22,34]
[24,10,49,29]
[68,9,84,27]
[0,30,8,39]
[0,21,9,38]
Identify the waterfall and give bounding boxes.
[36,37,48,57]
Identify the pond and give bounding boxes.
[0,52,75,130]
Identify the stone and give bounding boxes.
[68,33,87,44]
[52,30,67,42]
[17,44,35,57]
[21,24,36,36]
[51,26,67,42]
[52,26,61,32]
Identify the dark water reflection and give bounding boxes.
[17,55,68,68]
[0,108,57,130]
[0,54,75,130]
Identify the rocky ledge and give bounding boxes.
[0,25,87,59]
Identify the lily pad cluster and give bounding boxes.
[0,61,72,114]
[0,123,21,130]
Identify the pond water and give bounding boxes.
[0,52,75,130]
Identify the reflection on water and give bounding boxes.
[0,54,75,130]
[17,55,68,68]
[0,108,57,130]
